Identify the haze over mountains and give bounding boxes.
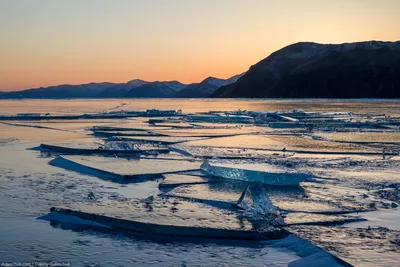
[1,41,399,99]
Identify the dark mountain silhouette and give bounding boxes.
[211,41,400,98]
[0,74,243,99]
[2,82,124,99]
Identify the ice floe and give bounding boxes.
[42,197,286,240]
[201,159,312,186]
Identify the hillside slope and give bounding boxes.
[211,41,400,98]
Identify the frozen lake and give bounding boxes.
[0,99,399,266]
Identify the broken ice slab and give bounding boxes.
[92,130,166,137]
[110,136,207,145]
[49,156,201,182]
[156,126,264,136]
[38,143,169,157]
[168,146,194,157]
[91,126,149,132]
[145,109,181,116]
[201,160,311,186]
[149,122,195,129]
[237,183,279,216]
[159,174,218,189]
[267,113,299,122]
[41,197,287,240]
[187,114,254,123]
[48,156,166,182]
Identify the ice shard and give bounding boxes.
[237,182,279,216]
[201,160,311,186]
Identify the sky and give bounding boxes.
[0,0,399,91]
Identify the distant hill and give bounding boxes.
[0,79,186,99]
[98,79,149,98]
[124,81,186,98]
[174,74,243,98]
[211,41,400,98]
[1,82,125,99]
[0,74,243,99]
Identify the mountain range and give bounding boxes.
[2,40,400,99]
[211,41,400,98]
[0,75,242,99]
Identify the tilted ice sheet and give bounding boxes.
[93,130,162,136]
[113,136,207,144]
[41,138,106,150]
[55,156,200,176]
[152,126,264,137]
[201,160,311,186]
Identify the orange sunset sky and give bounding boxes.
[1,0,399,91]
